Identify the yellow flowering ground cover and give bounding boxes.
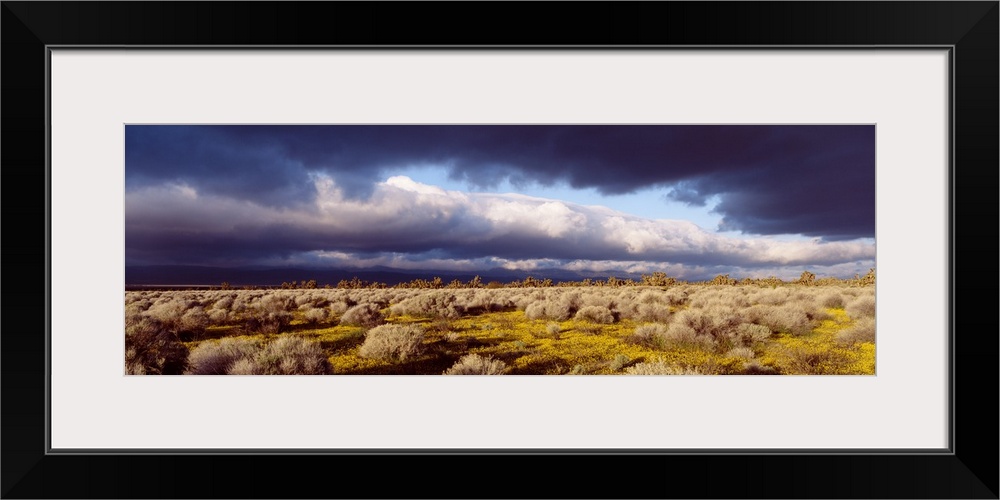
[153,285,876,375]
[758,308,875,375]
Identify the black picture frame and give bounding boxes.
[3,2,997,498]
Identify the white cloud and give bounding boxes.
[126,175,875,275]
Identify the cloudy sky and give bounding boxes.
[125,125,875,280]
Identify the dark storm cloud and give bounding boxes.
[126,125,874,239]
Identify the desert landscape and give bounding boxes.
[125,124,876,375]
[125,270,875,375]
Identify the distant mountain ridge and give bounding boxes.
[125,265,641,287]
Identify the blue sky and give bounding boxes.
[394,163,727,229]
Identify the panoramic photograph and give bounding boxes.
[124,125,876,375]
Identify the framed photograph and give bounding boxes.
[4,2,996,498]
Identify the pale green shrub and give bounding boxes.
[187,336,331,375]
[186,337,260,375]
[329,300,350,315]
[144,300,191,327]
[258,294,294,313]
[633,303,671,323]
[725,346,756,359]
[242,310,293,334]
[303,307,329,324]
[835,317,875,344]
[665,307,748,347]
[817,291,845,308]
[358,324,425,361]
[124,301,150,318]
[525,299,575,321]
[227,336,332,375]
[662,322,716,349]
[213,296,234,311]
[733,323,772,344]
[524,302,547,320]
[340,303,386,327]
[845,295,876,319]
[628,323,668,348]
[389,292,464,319]
[747,304,813,336]
[208,309,229,324]
[574,305,615,324]
[178,307,209,335]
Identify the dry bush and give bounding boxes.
[230,296,251,315]
[668,307,747,347]
[628,324,669,349]
[749,288,791,306]
[144,299,190,323]
[524,298,575,321]
[125,294,149,306]
[443,353,507,375]
[636,290,665,305]
[125,316,189,375]
[242,310,293,334]
[662,322,716,349]
[634,303,671,323]
[238,293,296,334]
[625,359,706,375]
[389,292,464,319]
[524,302,548,320]
[580,293,615,309]
[574,305,615,324]
[845,294,876,319]
[187,336,331,375]
[227,336,332,375]
[208,309,229,324]
[835,317,876,344]
[213,296,235,311]
[186,337,260,375]
[689,288,751,309]
[258,294,295,313]
[733,322,773,344]
[460,289,514,315]
[329,300,350,316]
[303,307,329,324]
[617,298,671,322]
[725,346,756,359]
[178,307,210,337]
[358,324,425,361]
[817,291,845,308]
[340,303,386,328]
[662,288,690,306]
[124,301,151,318]
[293,294,315,307]
[746,304,814,336]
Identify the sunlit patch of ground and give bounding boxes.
[759,308,875,375]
